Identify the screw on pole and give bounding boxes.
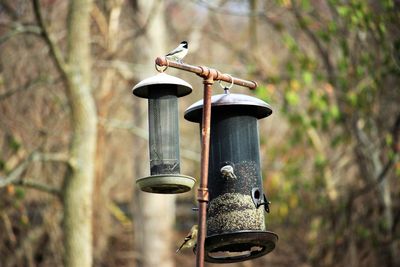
[155,57,258,267]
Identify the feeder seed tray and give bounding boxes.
[136,174,196,194]
[204,230,278,263]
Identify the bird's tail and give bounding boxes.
[176,242,186,253]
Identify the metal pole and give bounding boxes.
[196,76,213,267]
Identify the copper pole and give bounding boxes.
[195,76,213,267]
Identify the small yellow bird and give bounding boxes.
[176,225,198,253]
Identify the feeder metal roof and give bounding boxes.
[184,93,272,122]
[132,72,192,98]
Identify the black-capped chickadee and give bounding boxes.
[176,224,198,253]
[220,165,237,179]
[165,41,188,63]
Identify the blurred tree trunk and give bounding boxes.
[92,1,124,263]
[249,0,258,53]
[133,1,176,267]
[62,0,97,266]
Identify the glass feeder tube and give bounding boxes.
[132,73,196,194]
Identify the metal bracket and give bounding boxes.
[251,188,271,213]
[197,187,209,203]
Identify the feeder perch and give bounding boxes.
[184,92,278,263]
[132,73,196,194]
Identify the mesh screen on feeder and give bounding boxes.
[148,87,180,175]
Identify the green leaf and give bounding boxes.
[379,22,386,34]
[0,158,5,171]
[338,58,348,72]
[337,6,350,17]
[317,30,330,42]
[329,105,340,120]
[285,91,299,106]
[303,71,313,85]
[330,134,344,147]
[315,154,327,168]
[15,188,25,199]
[256,84,267,97]
[328,21,338,34]
[283,34,299,52]
[256,85,270,102]
[356,65,365,76]
[356,225,371,239]
[310,91,328,111]
[301,0,311,11]
[9,137,21,152]
[347,92,358,107]
[384,0,394,9]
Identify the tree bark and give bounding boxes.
[249,0,258,52]
[62,0,97,267]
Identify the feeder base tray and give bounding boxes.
[204,230,278,263]
[136,174,196,194]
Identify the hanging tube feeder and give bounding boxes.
[184,92,278,263]
[132,72,196,194]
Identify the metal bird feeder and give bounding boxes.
[184,91,278,263]
[132,72,196,194]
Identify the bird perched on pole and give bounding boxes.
[176,224,198,253]
[165,41,188,63]
[220,165,237,179]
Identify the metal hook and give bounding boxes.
[155,61,168,73]
[218,74,234,93]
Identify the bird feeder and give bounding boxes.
[184,92,278,263]
[132,73,196,194]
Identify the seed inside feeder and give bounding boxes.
[207,192,265,236]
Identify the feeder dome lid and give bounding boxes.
[184,93,272,122]
[132,72,192,98]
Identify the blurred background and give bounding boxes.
[0,0,399,266]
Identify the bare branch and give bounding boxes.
[0,76,57,101]
[133,0,160,38]
[4,226,47,267]
[15,178,61,197]
[0,150,67,196]
[193,0,269,17]
[32,0,68,78]
[111,0,161,56]
[0,23,41,44]
[350,113,400,200]
[99,118,200,162]
[33,152,70,163]
[289,0,336,86]
[0,152,34,187]
[107,201,132,227]
[99,117,148,138]
[0,1,19,19]
[1,213,17,246]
